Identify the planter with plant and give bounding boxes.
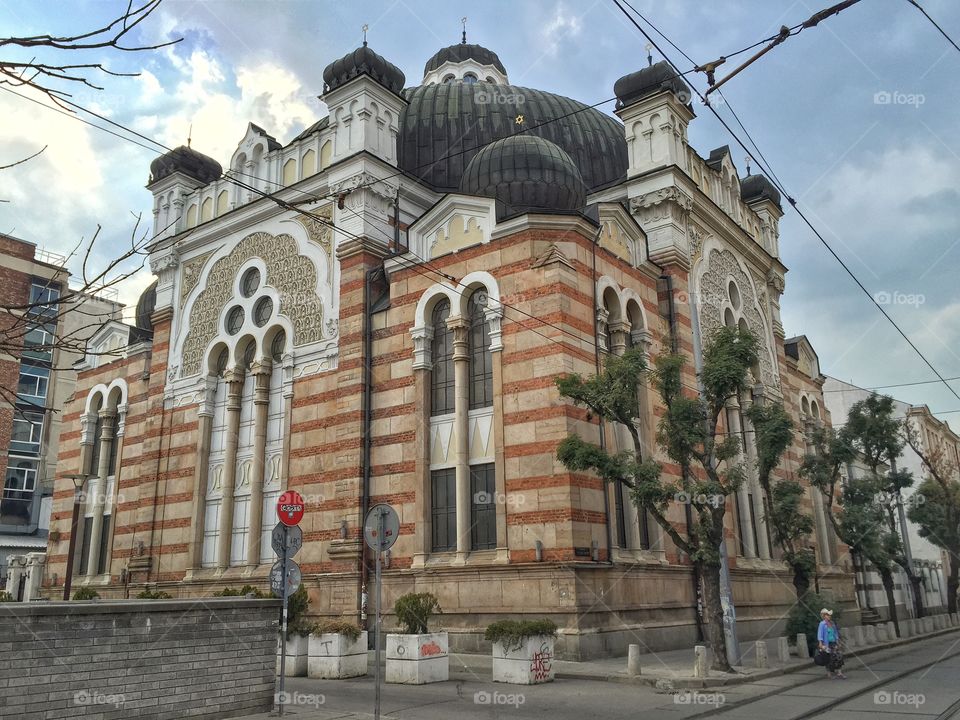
[136,589,173,599]
[386,592,447,684]
[486,619,557,684]
[308,620,367,678]
[276,585,311,677]
[72,587,100,601]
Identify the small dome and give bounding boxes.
[614,61,692,109]
[149,146,222,186]
[134,279,157,339]
[459,135,586,218]
[740,173,782,209]
[323,43,405,95]
[424,42,507,76]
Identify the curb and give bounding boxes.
[555,623,960,690]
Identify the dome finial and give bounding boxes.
[461,16,467,44]
[187,122,192,148]
[362,23,369,47]
[745,154,752,176]
[645,42,654,67]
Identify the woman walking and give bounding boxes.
[817,608,846,679]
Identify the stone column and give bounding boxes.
[100,403,127,575]
[450,317,470,563]
[608,320,630,357]
[595,307,610,353]
[741,390,771,559]
[727,400,756,559]
[85,410,115,576]
[247,360,272,567]
[218,370,245,570]
[188,377,218,570]
[486,306,508,558]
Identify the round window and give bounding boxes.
[728,280,741,311]
[240,268,261,298]
[254,296,273,327]
[225,306,244,335]
[271,330,286,362]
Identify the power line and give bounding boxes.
[823,375,960,393]
[906,0,960,54]
[611,0,960,410]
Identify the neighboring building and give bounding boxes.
[823,377,949,617]
[45,40,855,657]
[0,234,123,599]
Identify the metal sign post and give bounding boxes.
[279,527,288,717]
[363,504,399,720]
[273,494,305,717]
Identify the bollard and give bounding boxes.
[776,637,790,663]
[845,631,857,650]
[877,624,889,643]
[901,619,912,638]
[627,644,641,677]
[693,645,708,679]
[951,613,959,627]
[852,626,866,647]
[925,617,934,633]
[865,625,878,644]
[795,633,810,658]
[886,621,897,640]
[754,640,769,669]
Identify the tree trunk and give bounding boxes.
[908,572,925,618]
[948,555,959,616]
[879,567,900,637]
[698,561,732,672]
[791,562,811,599]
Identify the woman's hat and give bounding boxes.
[820,608,833,616]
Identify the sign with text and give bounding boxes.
[271,523,303,559]
[276,491,305,526]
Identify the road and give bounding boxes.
[254,630,960,720]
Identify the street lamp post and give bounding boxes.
[62,473,91,601]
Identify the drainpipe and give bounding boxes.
[591,227,613,564]
[359,265,376,629]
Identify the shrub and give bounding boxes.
[394,592,441,634]
[316,620,363,642]
[136,589,173,599]
[0,591,14,602]
[485,619,557,652]
[286,585,313,638]
[72,587,100,600]
[213,584,269,598]
[786,591,841,656]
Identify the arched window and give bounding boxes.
[463,72,478,84]
[468,290,493,409]
[431,300,454,415]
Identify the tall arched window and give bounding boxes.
[468,291,493,409]
[431,301,454,415]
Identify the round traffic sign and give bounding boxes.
[270,559,302,598]
[277,490,305,526]
[363,503,400,552]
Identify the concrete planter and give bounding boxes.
[276,633,309,677]
[308,631,368,679]
[386,632,449,684]
[491,635,556,685]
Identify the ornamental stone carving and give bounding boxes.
[697,246,777,389]
[293,208,334,284]
[629,186,694,223]
[180,250,215,305]
[180,231,325,377]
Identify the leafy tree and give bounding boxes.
[556,326,759,672]
[746,402,816,598]
[786,591,840,656]
[904,422,960,615]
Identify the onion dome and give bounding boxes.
[131,278,157,342]
[424,42,507,76]
[459,135,586,218]
[614,60,692,109]
[740,173,782,209]
[148,146,222,186]
[399,83,626,193]
[322,43,405,95]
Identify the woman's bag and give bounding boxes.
[813,647,830,666]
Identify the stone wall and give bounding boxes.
[0,597,278,719]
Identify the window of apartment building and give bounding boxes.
[11,412,43,455]
[23,323,55,362]
[28,282,59,317]
[470,463,496,550]
[0,458,37,526]
[431,468,457,552]
[17,365,49,405]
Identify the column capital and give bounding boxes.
[411,325,434,370]
[448,317,470,360]
[483,306,504,352]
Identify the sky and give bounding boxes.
[1,0,960,423]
